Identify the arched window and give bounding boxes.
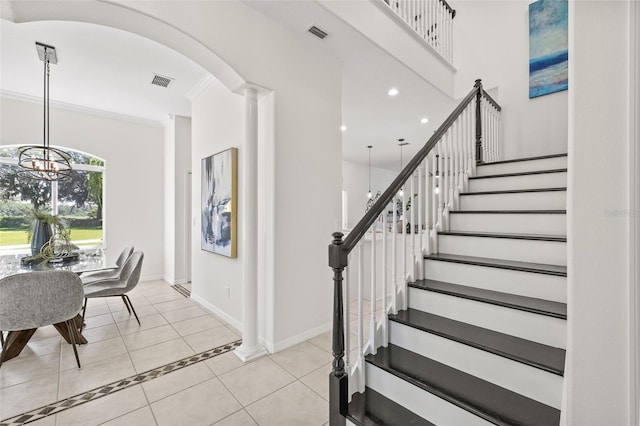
[0,145,105,251]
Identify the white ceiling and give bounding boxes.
[0,19,209,123]
[0,2,454,170]
[245,0,455,171]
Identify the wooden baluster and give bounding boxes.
[421,0,426,40]
[329,232,347,426]
[411,171,416,281]
[401,185,407,310]
[357,243,364,393]
[391,195,398,315]
[475,79,483,166]
[424,157,431,255]
[344,257,350,370]
[382,203,388,347]
[457,116,464,194]
[443,130,450,212]
[453,117,460,209]
[497,108,502,160]
[418,163,424,267]
[369,222,377,353]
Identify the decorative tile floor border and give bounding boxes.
[0,339,242,426]
[171,283,191,298]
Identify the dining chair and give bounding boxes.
[81,246,134,284]
[0,271,84,368]
[82,251,144,327]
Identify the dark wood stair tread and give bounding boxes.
[439,231,566,242]
[460,187,567,196]
[469,168,567,180]
[479,153,567,166]
[367,344,561,426]
[390,308,565,375]
[409,279,566,319]
[424,253,567,276]
[347,387,435,426]
[450,209,566,214]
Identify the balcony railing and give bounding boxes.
[384,0,456,63]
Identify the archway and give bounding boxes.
[2,0,269,361]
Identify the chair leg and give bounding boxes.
[81,298,88,330]
[123,294,141,326]
[121,295,131,314]
[0,331,4,347]
[66,320,81,369]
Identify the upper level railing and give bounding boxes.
[328,80,501,425]
[384,0,456,63]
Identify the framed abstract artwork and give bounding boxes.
[529,0,568,98]
[201,147,238,257]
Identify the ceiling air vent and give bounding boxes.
[151,74,174,88]
[308,25,328,40]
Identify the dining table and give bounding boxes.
[0,250,115,362]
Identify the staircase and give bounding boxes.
[345,153,567,425]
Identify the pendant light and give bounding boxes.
[367,145,373,199]
[18,42,72,181]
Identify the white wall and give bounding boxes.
[566,1,633,424]
[120,0,343,350]
[163,115,192,285]
[0,96,164,280]
[163,116,176,283]
[191,82,245,328]
[342,160,397,229]
[453,0,568,159]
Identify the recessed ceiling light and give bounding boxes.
[388,88,399,96]
[420,117,429,124]
[340,125,347,132]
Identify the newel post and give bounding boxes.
[475,79,484,165]
[329,232,348,426]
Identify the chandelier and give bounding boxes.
[18,42,72,181]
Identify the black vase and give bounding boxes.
[31,220,53,256]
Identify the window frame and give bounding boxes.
[0,145,106,253]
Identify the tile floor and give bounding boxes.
[0,280,336,426]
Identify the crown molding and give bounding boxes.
[0,89,164,128]
[186,74,215,101]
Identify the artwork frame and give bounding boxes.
[529,0,569,99]
[201,147,238,258]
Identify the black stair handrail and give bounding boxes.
[339,80,485,257]
[328,79,501,426]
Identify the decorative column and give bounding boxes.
[235,87,267,362]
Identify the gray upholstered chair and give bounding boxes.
[81,246,134,284]
[82,251,144,327]
[0,271,84,368]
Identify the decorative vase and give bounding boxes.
[31,220,53,256]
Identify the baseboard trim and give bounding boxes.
[141,274,165,282]
[270,322,332,353]
[162,276,190,285]
[190,293,243,332]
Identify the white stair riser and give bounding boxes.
[389,322,563,408]
[460,191,567,210]
[408,287,566,348]
[423,259,567,302]
[476,157,567,176]
[449,213,566,234]
[366,363,493,426]
[438,235,567,266]
[469,172,566,192]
